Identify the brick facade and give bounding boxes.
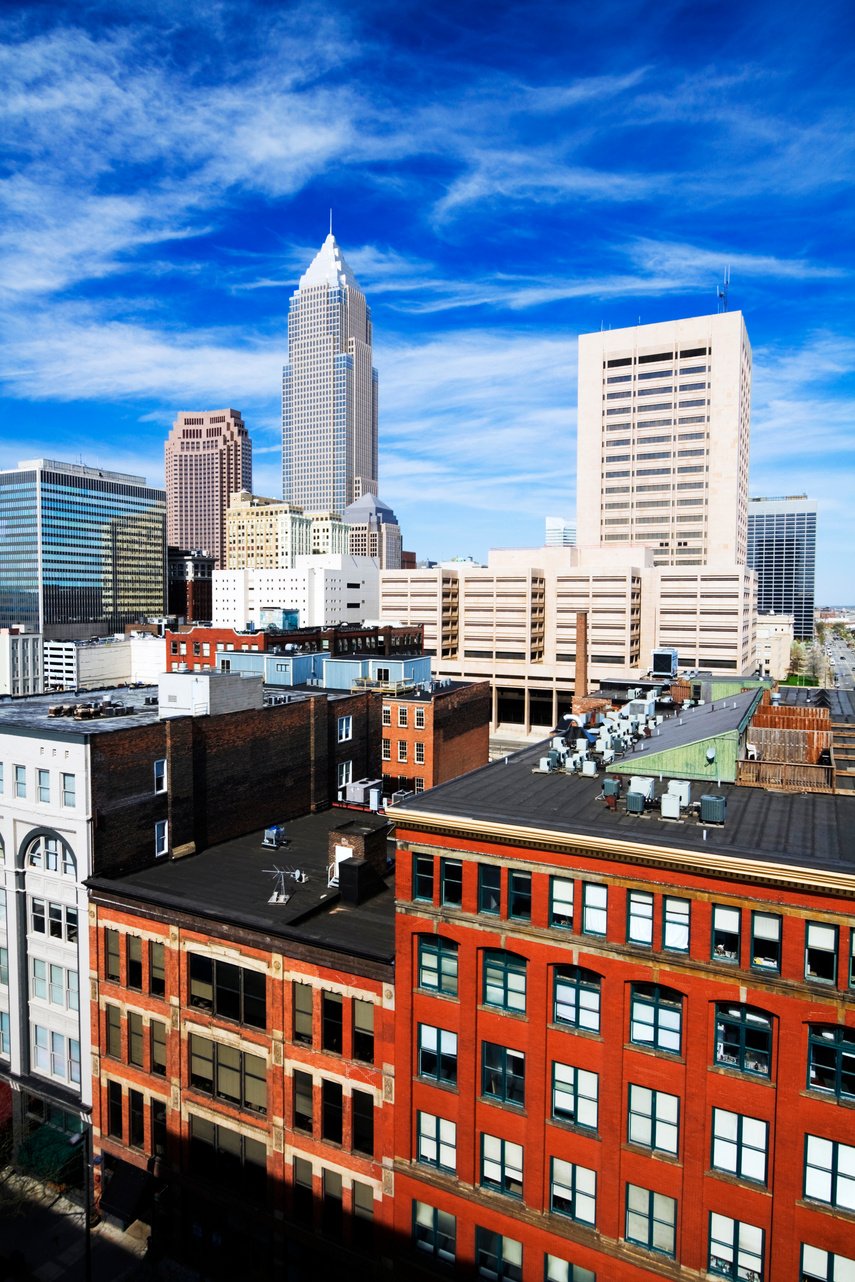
[381,681,490,797]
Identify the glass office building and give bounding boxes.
[0,460,166,637]
[747,495,817,640]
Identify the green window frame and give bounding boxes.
[481,1042,525,1106]
[712,905,741,964]
[479,864,501,915]
[627,890,653,946]
[715,1004,772,1078]
[483,950,526,1014]
[550,877,574,930]
[413,1202,456,1265]
[508,871,531,921]
[550,1159,596,1225]
[804,1134,855,1210]
[627,1084,678,1155]
[418,935,458,996]
[805,921,839,984]
[552,1062,598,1131]
[711,1108,768,1184]
[801,1244,855,1282]
[625,1184,676,1258]
[481,1133,524,1198]
[808,1024,855,1099]
[413,854,434,903]
[553,966,600,1033]
[544,1257,596,1282]
[417,1111,456,1172]
[581,883,607,936]
[418,1024,457,1084]
[440,858,463,907]
[708,1214,764,1281]
[662,896,690,952]
[475,1228,522,1282]
[750,912,781,973]
[630,984,682,1055]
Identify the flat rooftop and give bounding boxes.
[391,741,855,875]
[0,687,163,736]
[87,809,395,965]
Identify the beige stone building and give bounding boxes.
[225,491,312,569]
[577,312,751,567]
[755,612,795,679]
[165,409,251,569]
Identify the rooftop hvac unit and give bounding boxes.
[539,756,553,773]
[262,825,288,849]
[602,777,621,797]
[626,791,645,814]
[660,792,681,820]
[629,776,655,801]
[581,759,598,777]
[700,794,727,825]
[667,779,691,808]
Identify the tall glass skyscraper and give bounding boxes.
[0,459,166,637]
[747,495,817,640]
[282,233,378,514]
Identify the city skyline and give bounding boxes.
[0,1,852,600]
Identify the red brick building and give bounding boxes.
[88,810,395,1280]
[381,680,491,799]
[389,748,855,1282]
[165,623,424,673]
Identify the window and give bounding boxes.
[550,878,574,929]
[188,1116,266,1195]
[582,883,607,936]
[414,777,425,793]
[418,936,458,996]
[154,759,166,793]
[806,922,839,984]
[14,765,25,798]
[482,1043,525,1106]
[151,1099,167,1157]
[127,936,143,990]
[0,1012,8,1058]
[128,1012,144,1067]
[292,981,313,1044]
[417,1112,456,1172]
[337,715,352,742]
[352,1089,374,1155]
[483,950,526,1014]
[708,1214,764,1281]
[440,859,463,907]
[712,1109,768,1183]
[34,1027,79,1084]
[397,742,407,763]
[414,705,425,729]
[627,891,653,946]
[508,871,531,921]
[716,1005,772,1077]
[61,774,75,807]
[481,1134,523,1198]
[419,1025,457,1084]
[627,1084,678,1154]
[808,1025,855,1099]
[188,954,266,1028]
[322,991,343,1053]
[630,984,682,1054]
[382,738,391,761]
[479,865,501,915]
[189,1036,266,1114]
[129,1088,145,1148]
[413,854,434,902]
[353,998,374,1063]
[804,1135,855,1210]
[552,1063,598,1130]
[293,1069,313,1131]
[105,929,121,983]
[801,1244,855,1281]
[750,913,781,972]
[155,820,168,858]
[149,942,165,997]
[412,740,425,766]
[105,1004,121,1059]
[475,1228,522,1281]
[551,1159,596,1225]
[322,1078,343,1143]
[398,706,408,727]
[381,706,391,726]
[292,1154,313,1216]
[31,899,78,943]
[337,760,352,788]
[850,930,855,989]
[553,966,600,1032]
[625,1185,676,1257]
[712,905,741,963]
[37,768,50,803]
[545,1257,596,1282]
[28,836,74,876]
[150,1020,167,1076]
[413,1202,455,1265]
[107,1080,123,1139]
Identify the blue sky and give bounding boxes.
[1,0,853,602]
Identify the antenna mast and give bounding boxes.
[717,265,730,313]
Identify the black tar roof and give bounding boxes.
[0,687,162,736]
[88,809,395,965]
[391,742,855,875]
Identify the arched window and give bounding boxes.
[418,935,459,997]
[807,1024,855,1100]
[482,950,527,1014]
[553,966,601,1033]
[26,834,76,877]
[631,984,683,1055]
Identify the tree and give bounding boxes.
[789,641,806,676]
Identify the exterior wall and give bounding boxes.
[577,312,752,567]
[748,497,817,641]
[392,815,855,1282]
[165,410,252,570]
[225,491,313,570]
[0,630,42,696]
[89,900,395,1275]
[212,557,379,630]
[166,624,423,674]
[755,613,795,680]
[381,683,491,796]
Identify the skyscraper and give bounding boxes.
[165,409,252,569]
[282,233,379,514]
[577,311,751,566]
[747,495,817,640]
[0,458,166,638]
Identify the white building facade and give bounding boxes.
[282,234,379,514]
[0,629,42,697]
[213,555,380,630]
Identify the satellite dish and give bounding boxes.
[706,747,716,763]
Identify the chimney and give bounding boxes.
[573,610,589,710]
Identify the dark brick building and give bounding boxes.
[164,622,424,673]
[381,680,491,799]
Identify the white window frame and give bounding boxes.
[154,759,167,793]
[337,760,352,789]
[337,715,352,743]
[414,741,425,764]
[398,741,407,763]
[155,819,169,858]
[414,706,425,729]
[60,772,75,807]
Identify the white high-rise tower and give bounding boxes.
[282,233,379,514]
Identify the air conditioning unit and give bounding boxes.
[700,794,727,825]
[626,791,645,814]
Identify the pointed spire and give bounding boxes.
[299,226,359,291]
[329,207,333,236]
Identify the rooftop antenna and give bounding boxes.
[329,208,333,236]
[717,265,730,313]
